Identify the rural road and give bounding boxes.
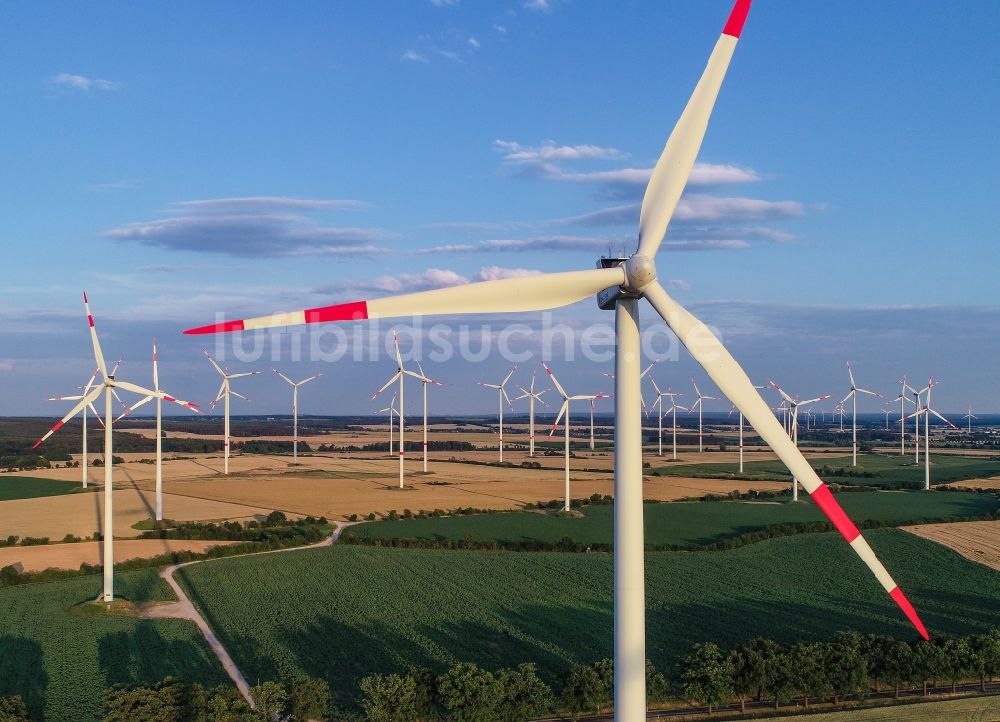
[143,521,355,707]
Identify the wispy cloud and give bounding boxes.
[104,197,394,258]
[555,196,803,228]
[430,0,459,5]
[417,234,748,255]
[523,0,556,12]
[49,72,121,92]
[316,266,543,296]
[85,179,140,192]
[401,50,430,64]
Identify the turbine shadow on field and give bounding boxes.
[97,620,225,688]
[0,636,46,719]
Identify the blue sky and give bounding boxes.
[1,0,997,417]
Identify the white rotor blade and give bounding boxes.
[33,386,103,448]
[203,351,226,377]
[636,0,750,258]
[841,390,855,405]
[112,380,158,398]
[274,369,296,386]
[230,390,249,402]
[184,267,626,335]
[502,386,513,409]
[228,371,258,379]
[116,394,155,423]
[152,340,160,391]
[542,361,568,399]
[642,280,929,640]
[800,394,832,406]
[770,382,795,406]
[478,382,501,389]
[857,387,880,397]
[82,292,108,378]
[549,399,569,436]
[502,365,517,387]
[847,363,857,389]
[372,371,402,399]
[49,394,85,401]
[640,360,657,379]
[929,408,957,428]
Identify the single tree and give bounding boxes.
[970,630,1000,692]
[250,681,287,720]
[496,663,552,722]
[826,631,869,704]
[911,639,945,697]
[789,642,831,708]
[359,673,419,722]
[727,638,781,713]
[288,676,330,721]
[436,663,500,722]
[676,642,733,714]
[560,664,604,721]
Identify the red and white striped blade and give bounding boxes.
[160,390,201,413]
[929,408,957,428]
[49,394,85,401]
[203,351,226,377]
[83,292,109,379]
[116,394,155,423]
[636,0,751,258]
[549,399,569,436]
[33,387,103,448]
[230,390,249,402]
[113,379,158,398]
[183,267,626,334]
[274,369,296,386]
[542,361,568,399]
[372,371,401,399]
[643,280,929,640]
[152,340,160,391]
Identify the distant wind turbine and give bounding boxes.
[690,379,718,453]
[890,376,916,456]
[48,365,110,489]
[842,363,881,467]
[769,381,831,501]
[478,366,516,463]
[376,393,397,455]
[205,351,259,475]
[962,407,977,433]
[273,369,323,464]
[514,371,549,457]
[907,379,957,490]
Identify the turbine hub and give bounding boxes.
[624,253,656,291]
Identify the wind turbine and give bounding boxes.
[544,362,608,512]
[962,407,977,433]
[33,293,162,601]
[908,379,957,490]
[273,369,323,464]
[689,379,718,453]
[48,365,108,488]
[514,371,549,457]
[183,1,929,712]
[409,361,444,473]
[376,393,397,455]
[891,377,916,456]
[882,407,892,431]
[727,383,763,473]
[649,380,684,458]
[117,341,200,520]
[204,351,258,475]
[371,330,412,488]
[903,377,923,463]
[842,363,881,467]
[478,366,516,463]
[769,382,831,501]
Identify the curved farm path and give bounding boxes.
[143,522,356,706]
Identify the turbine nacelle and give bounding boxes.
[595,254,657,310]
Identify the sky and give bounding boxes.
[1,0,998,418]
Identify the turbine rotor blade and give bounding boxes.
[642,280,929,639]
[549,399,569,436]
[83,292,109,379]
[636,0,751,258]
[184,267,626,334]
[33,387,103,448]
[372,371,402,399]
[542,361,568,399]
[203,351,226,377]
[116,394,155,423]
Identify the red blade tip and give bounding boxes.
[722,0,752,38]
[890,587,930,640]
[184,320,245,335]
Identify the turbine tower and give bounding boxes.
[117,341,200,520]
[376,393,397,455]
[907,379,957,490]
[962,407,977,433]
[478,366,516,463]
[273,369,323,464]
[842,362,880,467]
[515,371,549,457]
[409,361,444,473]
[689,379,718,453]
[544,362,608,512]
[649,379,683,458]
[184,2,930,713]
[890,377,916,456]
[34,293,161,601]
[205,351,258,475]
[371,330,412,488]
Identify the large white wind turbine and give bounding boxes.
[117,341,200,520]
[908,379,957,490]
[48,366,107,488]
[274,369,323,464]
[184,2,929,713]
[544,362,608,512]
[515,371,549,457]
[842,363,881,467]
[689,379,718,453]
[478,366,516,463]
[370,330,412,488]
[408,360,444,473]
[34,293,163,601]
[769,381,831,501]
[204,351,258,475]
[727,383,763,473]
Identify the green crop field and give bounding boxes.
[651,453,1000,488]
[178,529,1000,708]
[348,490,1000,548]
[0,475,90,502]
[0,569,228,722]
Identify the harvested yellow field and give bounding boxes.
[902,520,1000,573]
[0,539,240,572]
[0,486,270,540]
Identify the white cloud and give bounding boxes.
[49,72,121,92]
[85,179,140,192]
[401,50,430,63]
[468,36,480,49]
[416,234,747,255]
[495,139,627,164]
[171,197,368,213]
[476,266,543,281]
[493,23,507,33]
[556,196,803,227]
[430,0,459,5]
[523,0,554,12]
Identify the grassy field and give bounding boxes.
[0,569,228,722]
[348,490,1000,548]
[178,529,1000,708]
[650,453,1000,488]
[754,693,1000,721]
[0,475,89,502]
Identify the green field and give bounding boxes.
[0,569,228,722]
[178,529,1000,708]
[0,475,89,502]
[756,693,1000,721]
[651,453,1000,488]
[349,490,1000,548]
